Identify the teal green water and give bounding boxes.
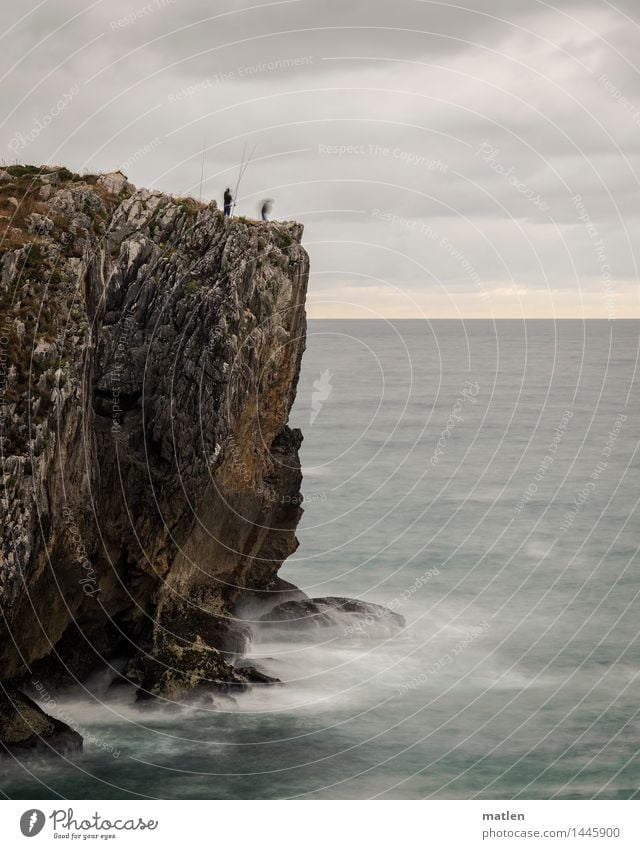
[2,320,639,799]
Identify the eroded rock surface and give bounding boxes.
[0,166,309,720]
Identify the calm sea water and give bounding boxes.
[3,320,639,799]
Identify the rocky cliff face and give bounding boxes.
[0,165,308,734]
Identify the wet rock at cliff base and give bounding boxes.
[259,597,405,639]
[263,600,335,629]
[0,690,83,757]
[133,610,259,700]
[238,576,310,619]
[160,608,254,659]
[135,633,251,701]
[255,576,309,603]
[211,667,282,694]
[239,667,281,684]
[233,659,282,685]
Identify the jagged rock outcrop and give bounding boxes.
[0,166,309,717]
[0,689,82,756]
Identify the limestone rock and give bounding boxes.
[97,170,132,194]
[27,212,54,235]
[0,165,309,730]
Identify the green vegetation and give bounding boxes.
[5,165,47,178]
[5,164,75,182]
[277,229,293,249]
[21,243,46,273]
[33,436,49,457]
[184,279,201,296]
[33,352,59,373]
[175,197,201,215]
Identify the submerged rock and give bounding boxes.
[234,659,282,685]
[260,597,405,638]
[0,690,82,756]
[236,666,281,685]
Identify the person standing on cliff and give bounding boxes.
[260,198,273,221]
[223,187,233,216]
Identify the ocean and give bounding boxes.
[3,319,639,799]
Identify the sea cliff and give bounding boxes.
[0,166,308,749]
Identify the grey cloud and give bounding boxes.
[2,0,640,315]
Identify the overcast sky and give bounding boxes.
[3,0,640,317]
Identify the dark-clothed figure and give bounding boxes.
[261,198,273,221]
[224,188,233,216]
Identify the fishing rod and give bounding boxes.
[231,142,256,216]
[198,135,206,202]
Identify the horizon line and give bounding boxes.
[305,316,640,320]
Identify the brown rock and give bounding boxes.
[0,167,308,708]
[0,690,82,756]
